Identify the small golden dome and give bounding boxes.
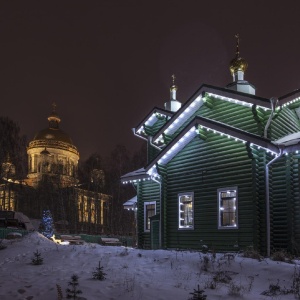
[230,56,248,75]
[170,74,178,92]
[229,34,248,76]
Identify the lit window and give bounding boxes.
[218,187,238,229]
[144,202,156,231]
[178,192,194,229]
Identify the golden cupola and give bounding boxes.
[164,74,182,112]
[229,34,248,78]
[226,34,255,95]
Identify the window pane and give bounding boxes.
[144,202,156,231]
[146,204,155,230]
[218,189,237,228]
[178,193,193,229]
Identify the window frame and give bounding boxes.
[178,192,194,230]
[144,201,156,232]
[217,187,238,229]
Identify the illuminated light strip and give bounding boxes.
[153,128,197,166]
[197,125,278,155]
[164,96,203,136]
[138,110,169,136]
[136,126,145,134]
[282,96,300,107]
[144,113,156,126]
[122,177,152,184]
[144,112,169,127]
[250,143,277,156]
[197,124,247,145]
[206,92,267,110]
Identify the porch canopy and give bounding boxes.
[123,195,137,210]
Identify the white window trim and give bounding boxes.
[178,192,194,230]
[144,201,156,232]
[217,186,238,229]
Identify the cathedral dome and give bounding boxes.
[28,102,79,156]
[31,103,76,147]
[27,103,79,189]
[33,127,74,145]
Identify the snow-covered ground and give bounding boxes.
[0,232,299,300]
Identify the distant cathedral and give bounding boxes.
[27,103,79,188]
[0,104,110,234]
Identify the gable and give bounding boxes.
[152,85,271,148]
[134,107,173,141]
[146,116,280,178]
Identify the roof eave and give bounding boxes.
[152,84,270,142]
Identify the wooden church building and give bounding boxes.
[121,36,300,255]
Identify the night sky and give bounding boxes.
[1,1,300,161]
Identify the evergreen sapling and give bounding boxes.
[92,260,106,280]
[66,274,82,299]
[31,250,43,265]
[56,284,63,300]
[188,285,207,300]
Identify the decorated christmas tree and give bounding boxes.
[41,209,54,239]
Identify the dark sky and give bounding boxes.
[1,1,300,161]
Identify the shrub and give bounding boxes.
[66,274,82,299]
[242,246,262,260]
[271,249,293,262]
[31,250,43,265]
[188,285,207,300]
[92,261,106,280]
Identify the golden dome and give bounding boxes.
[170,74,178,92]
[229,34,248,76]
[230,56,248,75]
[32,103,75,146]
[34,127,74,145]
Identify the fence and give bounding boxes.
[0,228,30,239]
[0,228,134,247]
[55,233,134,247]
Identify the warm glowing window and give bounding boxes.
[144,202,156,231]
[218,187,238,229]
[178,192,194,229]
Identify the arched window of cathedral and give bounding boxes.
[33,155,38,172]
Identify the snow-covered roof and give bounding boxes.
[274,132,300,146]
[279,88,300,107]
[133,107,173,140]
[146,116,280,177]
[121,168,150,183]
[122,116,284,183]
[152,84,271,145]
[123,195,137,210]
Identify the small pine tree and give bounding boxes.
[41,209,54,238]
[56,284,63,300]
[189,285,207,300]
[66,274,82,299]
[31,250,43,265]
[92,261,106,280]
